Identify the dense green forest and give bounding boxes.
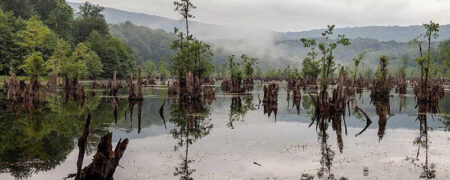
[0,0,135,78]
[1,0,450,80]
[109,21,174,65]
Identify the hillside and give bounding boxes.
[69,2,450,42]
[277,25,450,42]
[68,2,448,72]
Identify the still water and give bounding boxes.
[0,84,449,180]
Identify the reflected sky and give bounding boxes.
[0,84,449,179]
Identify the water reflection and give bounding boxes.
[407,102,439,179]
[373,98,391,141]
[0,85,449,179]
[169,99,213,179]
[228,96,255,129]
[302,111,347,179]
[0,93,120,179]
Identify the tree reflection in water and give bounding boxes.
[0,93,127,179]
[302,117,347,180]
[373,98,390,141]
[406,103,437,179]
[228,95,255,129]
[169,98,213,179]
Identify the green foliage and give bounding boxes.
[73,2,109,43]
[0,9,26,74]
[170,0,215,85]
[264,68,283,80]
[241,54,257,80]
[422,21,439,83]
[300,37,320,79]
[302,25,350,88]
[170,28,214,80]
[143,60,156,78]
[70,42,102,79]
[109,21,175,64]
[255,66,263,80]
[301,57,321,79]
[87,31,135,78]
[16,16,57,60]
[351,51,366,79]
[0,0,136,79]
[21,52,46,81]
[228,55,242,83]
[158,57,169,79]
[376,55,389,81]
[224,54,259,81]
[46,39,70,76]
[0,0,36,18]
[190,39,214,78]
[438,40,450,78]
[47,40,100,80]
[173,0,196,27]
[34,0,74,38]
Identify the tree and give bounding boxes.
[316,25,350,90]
[109,22,175,64]
[351,51,366,81]
[21,52,46,82]
[422,21,439,88]
[47,40,88,84]
[241,54,257,81]
[300,38,318,61]
[170,29,213,83]
[173,0,196,37]
[438,40,450,78]
[34,0,74,38]
[189,39,214,79]
[0,9,26,74]
[16,16,57,60]
[70,42,102,79]
[397,55,408,78]
[73,2,109,43]
[301,57,321,79]
[228,55,243,88]
[0,0,36,19]
[300,38,320,79]
[46,39,71,77]
[255,66,262,80]
[143,61,156,79]
[158,57,169,81]
[87,31,135,78]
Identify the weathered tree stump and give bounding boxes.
[108,72,119,96]
[76,133,129,180]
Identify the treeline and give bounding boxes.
[0,0,135,78]
[277,25,450,42]
[279,37,450,79]
[109,21,175,65]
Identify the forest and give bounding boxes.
[1,0,450,80]
[0,0,450,180]
[0,0,134,78]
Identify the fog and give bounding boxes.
[69,0,450,32]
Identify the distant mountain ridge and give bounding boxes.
[69,2,450,42]
[277,25,450,42]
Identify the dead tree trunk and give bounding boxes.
[77,133,129,180]
[76,114,92,179]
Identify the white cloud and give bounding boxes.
[68,0,450,31]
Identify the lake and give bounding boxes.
[0,83,449,179]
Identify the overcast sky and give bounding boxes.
[69,0,450,32]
